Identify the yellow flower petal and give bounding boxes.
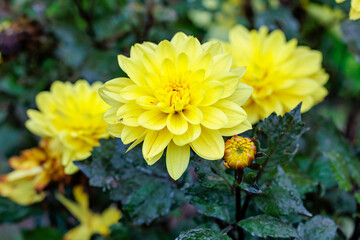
[212,53,232,73]
[176,53,189,74]
[138,110,168,130]
[219,119,252,136]
[213,99,247,128]
[126,134,145,152]
[74,186,89,210]
[56,193,87,223]
[142,129,173,159]
[103,107,119,124]
[199,81,224,106]
[121,126,146,145]
[63,225,93,240]
[99,78,133,105]
[120,85,153,101]
[64,161,79,175]
[182,37,202,62]
[205,72,239,99]
[156,40,176,62]
[130,42,156,60]
[144,150,164,165]
[4,167,42,182]
[118,56,147,86]
[136,95,159,109]
[0,179,45,206]
[226,82,253,106]
[106,124,125,138]
[190,127,224,160]
[166,141,190,180]
[181,105,203,124]
[117,103,145,127]
[171,32,188,46]
[173,124,201,146]
[282,79,320,95]
[199,106,228,129]
[167,112,188,135]
[101,206,122,226]
[291,47,322,77]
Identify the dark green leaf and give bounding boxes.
[185,183,234,223]
[76,138,182,225]
[304,115,359,186]
[192,160,234,189]
[297,215,337,240]
[307,152,338,189]
[22,227,63,240]
[254,168,312,217]
[282,163,318,197]
[185,160,235,222]
[327,151,352,191]
[0,197,34,223]
[239,214,298,238]
[240,172,262,194]
[175,228,231,240]
[255,104,307,172]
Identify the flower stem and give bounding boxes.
[235,169,244,240]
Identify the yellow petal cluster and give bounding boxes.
[222,25,328,124]
[336,0,360,20]
[223,135,256,169]
[99,32,253,180]
[26,80,110,174]
[0,139,68,205]
[57,186,122,240]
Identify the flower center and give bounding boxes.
[155,76,191,112]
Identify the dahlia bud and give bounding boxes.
[223,135,257,169]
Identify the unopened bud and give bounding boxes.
[223,135,257,169]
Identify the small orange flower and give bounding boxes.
[223,135,256,169]
[0,138,69,205]
[7,138,68,191]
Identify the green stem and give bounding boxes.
[235,169,244,240]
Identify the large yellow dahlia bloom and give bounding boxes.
[336,0,360,20]
[222,25,329,124]
[26,80,110,174]
[99,32,253,180]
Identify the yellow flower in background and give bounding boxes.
[0,178,45,206]
[223,25,328,124]
[223,135,256,169]
[99,32,253,180]
[0,139,68,205]
[57,186,122,240]
[336,0,360,20]
[26,80,110,174]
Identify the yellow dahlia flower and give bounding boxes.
[223,135,256,169]
[0,139,68,205]
[222,25,329,124]
[99,32,253,180]
[57,186,122,240]
[26,80,110,174]
[336,0,360,20]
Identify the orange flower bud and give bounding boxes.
[223,135,256,169]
